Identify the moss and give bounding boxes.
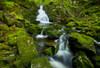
[3,11,23,26]
[10,12,24,20]
[92,56,100,68]
[0,11,3,21]
[0,56,3,60]
[42,47,53,56]
[14,60,24,68]
[0,23,9,31]
[70,33,96,53]
[5,55,16,61]
[66,21,76,27]
[0,50,11,55]
[31,57,51,68]
[45,41,59,55]
[47,30,63,39]
[27,24,42,34]
[44,26,53,31]
[17,35,39,67]
[94,33,100,42]
[3,2,16,9]
[0,43,9,50]
[0,61,6,68]
[66,17,75,22]
[7,27,27,46]
[73,51,94,68]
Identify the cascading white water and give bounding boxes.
[49,30,73,68]
[36,5,52,25]
[36,28,48,39]
[36,5,52,39]
[36,5,73,68]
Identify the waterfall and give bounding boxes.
[36,5,52,39]
[49,30,73,68]
[36,5,73,68]
[36,5,52,25]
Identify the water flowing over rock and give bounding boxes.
[36,5,52,25]
[36,5,52,39]
[36,6,73,68]
[49,31,73,68]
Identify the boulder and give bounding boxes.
[17,35,39,67]
[70,33,96,54]
[72,51,94,68]
[31,57,51,68]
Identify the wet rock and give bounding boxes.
[47,30,63,39]
[42,47,53,56]
[72,51,94,68]
[31,57,51,68]
[27,24,42,35]
[92,55,100,68]
[70,33,96,54]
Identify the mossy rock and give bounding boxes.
[44,26,53,31]
[27,24,42,34]
[0,23,9,31]
[47,30,63,39]
[3,11,23,26]
[42,47,53,56]
[94,33,100,43]
[0,50,11,55]
[70,33,96,54]
[0,43,9,50]
[92,55,100,68]
[31,57,51,68]
[17,35,39,67]
[4,54,16,61]
[66,21,76,27]
[14,60,24,68]
[45,41,59,55]
[72,51,94,68]
[52,24,62,29]
[0,61,6,68]
[66,17,75,22]
[7,27,27,46]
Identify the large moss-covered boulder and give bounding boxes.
[7,27,27,46]
[31,57,51,68]
[70,33,96,54]
[72,51,94,68]
[17,35,39,67]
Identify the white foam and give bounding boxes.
[50,58,67,68]
[36,34,48,39]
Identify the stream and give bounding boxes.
[36,5,73,68]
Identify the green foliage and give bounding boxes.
[4,2,14,8]
[27,0,54,5]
